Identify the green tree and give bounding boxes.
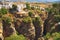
[23,17,31,23]
[5,34,26,40]
[54,15,60,22]
[52,3,60,9]
[12,4,17,10]
[52,3,60,15]
[26,3,31,10]
[31,7,35,10]
[9,4,18,13]
[52,32,60,40]
[2,17,12,24]
[28,11,33,17]
[45,32,60,40]
[0,7,8,15]
[44,33,51,40]
[33,17,43,26]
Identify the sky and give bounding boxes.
[26,0,60,2]
[0,0,60,2]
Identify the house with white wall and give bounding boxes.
[17,3,26,12]
[4,2,13,9]
[0,1,13,9]
[0,5,2,9]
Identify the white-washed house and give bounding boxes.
[0,2,13,9]
[4,2,13,9]
[0,5,3,9]
[0,2,3,9]
[17,4,26,12]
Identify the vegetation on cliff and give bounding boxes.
[0,2,60,40]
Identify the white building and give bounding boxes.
[0,2,13,9]
[17,4,26,12]
[0,5,2,9]
[4,2,13,9]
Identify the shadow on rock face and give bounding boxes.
[2,20,14,37]
[0,38,2,40]
[14,20,35,40]
[55,25,60,32]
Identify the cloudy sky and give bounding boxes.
[0,0,60,2]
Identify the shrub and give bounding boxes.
[9,4,18,13]
[37,10,42,14]
[5,17,12,24]
[23,17,31,23]
[52,32,60,40]
[52,3,60,8]
[28,11,33,17]
[0,7,8,15]
[54,15,60,22]
[12,4,17,10]
[45,32,60,40]
[26,3,31,10]
[2,17,12,24]
[5,34,26,40]
[44,33,51,39]
[32,17,43,26]
[31,7,35,10]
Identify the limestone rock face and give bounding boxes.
[33,20,44,40]
[14,19,35,40]
[2,20,15,37]
[0,21,4,40]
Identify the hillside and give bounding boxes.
[0,2,60,40]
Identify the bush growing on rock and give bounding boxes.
[33,17,43,25]
[23,17,32,23]
[44,33,51,39]
[5,34,26,40]
[45,32,60,40]
[2,17,12,24]
[0,7,8,15]
[5,17,12,24]
[37,10,42,14]
[31,7,35,10]
[52,32,60,40]
[26,3,31,10]
[28,11,33,17]
[54,15,60,22]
